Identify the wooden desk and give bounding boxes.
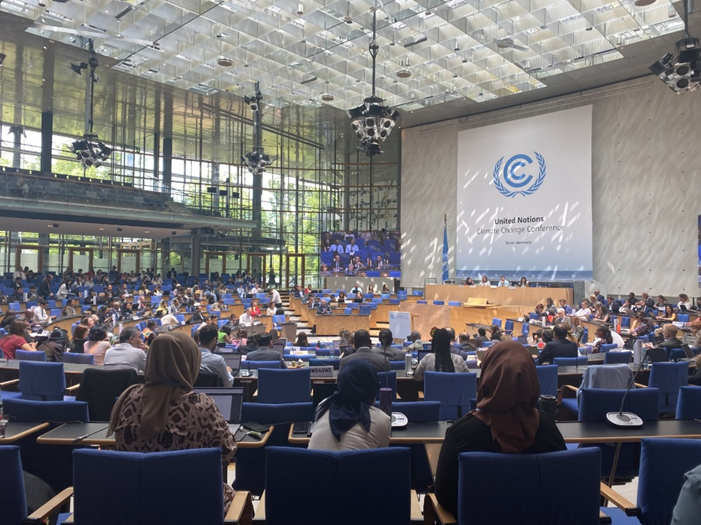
[425,284,574,307]
[0,421,50,444]
[37,421,273,448]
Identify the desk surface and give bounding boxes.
[0,421,49,444]
[36,421,273,448]
[288,419,701,446]
[0,359,94,375]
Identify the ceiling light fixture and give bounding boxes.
[242,82,278,175]
[650,0,700,93]
[68,40,113,168]
[346,5,400,157]
[217,56,234,67]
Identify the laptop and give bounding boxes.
[271,343,285,359]
[312,382,339,409]
[476,349,488,362]
[422,343,432,351]
[194,387,244,434]
[681,344,695,360]
[517,335,529,345]
[417,349,432,362]
[220,353,242,376]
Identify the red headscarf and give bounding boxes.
[472,341,540,453]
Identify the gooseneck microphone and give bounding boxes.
[605,346,646,428]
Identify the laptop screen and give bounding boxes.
[417,349,432,362]
[215,353,241,372]
[517,335,529,345]
[194,387,244,424]
[312,382,338,408]
[682,344,695,360]
[271,343,285,359]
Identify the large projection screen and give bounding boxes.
[456,105,593,281]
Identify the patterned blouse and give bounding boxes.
[113,386,237,510]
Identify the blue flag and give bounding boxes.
[442,218,449,283]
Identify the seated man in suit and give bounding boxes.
[657,324,684,353]
[245,333,286,368]
[339,329,388,373]
[537,323,578,365]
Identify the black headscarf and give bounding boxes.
[315,359,378,441]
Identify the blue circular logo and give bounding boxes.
[493,152,546,198]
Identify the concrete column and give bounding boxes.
[190,234,201,276]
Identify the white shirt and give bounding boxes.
[479,280,491,287]
[56,284,68,300]
[239,312,253,325]
[33,306,49,323]
[266,307,277,316]
[104,343,147,373]
[574,307,591,319]
[497,280,510,287]
[13,271,25,281]
[271,289,281,304]
[308,406,390,451]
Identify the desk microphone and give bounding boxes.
[605,350,645,428]
[241,360,251,377]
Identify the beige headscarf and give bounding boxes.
[108,332,201,440]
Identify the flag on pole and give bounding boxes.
[442,214,449,283]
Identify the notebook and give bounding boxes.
[194,387,245,434]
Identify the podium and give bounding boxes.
[280,322,297,342]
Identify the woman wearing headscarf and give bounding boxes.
[434,341,566,517]
[109,332,236,511]
[308,360,391,451]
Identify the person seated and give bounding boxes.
[245,333,286,368]
[497,275,510,287]
[339,329,388,373]
[249,301,261,317]
[374,329,404,361]
[316,299,332,315]
[84,325,111,365]
[631,311,655,338]
[108,332,236,512]
[474,328,489,348]
[308,360,390,451]
[142,320,158,346]
[489,324,502,341]
[265,301,277,317]
[569,317,584,344]
[671,462,701,524]
[594,303,611,323]
[413,328,469,382]
[350,283,363,302]
[104,327,148,373]
[464,277,475,286]
[677,294,692,312]
[479,275,491,287]
[558,298,572,315]
[434,341,566,517]
[381,283,391,293]
[572,300,592,320]
[518,276,529,287]
[591,326,613,354]
[457,332,476,351]
[0,320,37,359]
[406,331,423,352]
[537,323,578,365]
[657,324,684,352]
[239,308,254,326]
[553,308,567,325]
[197,324,233,386]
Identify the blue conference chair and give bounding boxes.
[264,447,413,525]
[433,300,445,305]
[377,371,398,400]
[234,401,314,496]
[578,388,659,482]
[63,353,95,365]
[258,368,311,404]
[504,319,514,335]
[491,318,502,328]
[71,448,252,525]
[245,360,282,370]
[448,448,605,525]
[536,365,558,398]
[0,446,71,525]
[18,361,75,401]
[448,301,461,307]
[604,351,632,364]
[675,386,701,419]
[15,350,47,361]
[600,343,618,353]
[648,361,688,414]
[423,371,477,420]
[553,356,588,366]
[389,360,406,370]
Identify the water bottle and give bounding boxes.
[404,353,412,374]
[0,398,4,438]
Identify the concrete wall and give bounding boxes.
[401,78,701,298]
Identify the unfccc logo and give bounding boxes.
[492,152,547,198]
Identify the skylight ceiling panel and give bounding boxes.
[179,69,203,83]
[120,22,157,40]
[462,11,500,33]
[135,45,167,59]
[233,16,267,38]
[549,44,580,62]
[638,3,680,26]
[439,1,480,21]
[492,0,529,21]
[425,22,464,42]
[245,38,281,57]
[557,15,588,34]
[604,15,641,35]
[534,34,569,53]
[179,43,206,61]
[185,16,221,35]
[150,1,186,22]
[258,28,296,48]
[84,11,119,31]
[570,26,609,46]
[589,4,626,25]
[506,12,544,33]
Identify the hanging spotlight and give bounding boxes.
[650,1,701,94]
[346,6,400,157]
[242,82,278,175]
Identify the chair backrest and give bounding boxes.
[535,365,558,397]
[424,371,477,420]
[19,361,66,400]
[73,448,224,525]
[389,360,406,370]
[491,317,502,327]
[457,448,601,525]
[3,398,89,422]
[15,350,47,362]
[553,356,588,366]
[258,368,311,403]
[603,351,632,364]
[193,372,223,387]
[676,386,701,419]
[0,446,28,525]
[387,401,440,422]
[63,353,95,365]
[577,364,632,394]
[264,447,411,525]
[376,371,398,400]
[600,343,618,353]
[75,367,140,422]
[637,438,701,525]
[577,388,660,422]
[648,361,689,413]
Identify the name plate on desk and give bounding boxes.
[310,366,334,377]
